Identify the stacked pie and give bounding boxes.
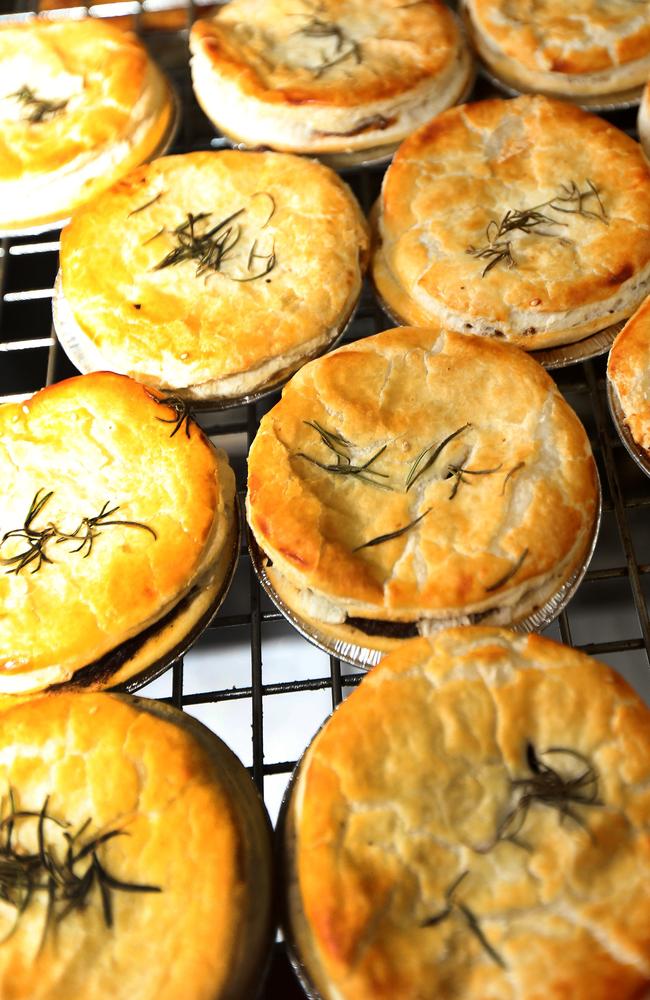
[247,327,599,655]
[464,0,650,100]
[190,0,472,155]
[283,627,650,999]
[0,17,174,232]
[608,296,650,464]
[57,150,369,402]
[0,692,273,1000]
[0,372,237,696]
[373,95,650,352]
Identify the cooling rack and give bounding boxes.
[1,2,649,993]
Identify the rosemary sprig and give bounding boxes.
[145,388,194,438]
[152,205,276,283]
[128,192,162,217]
[296,421,392,490]
[467,180,608,276]
[0,788,160,942]
[10,86,68,124]
[295,15,361,77]
[497,744,602,843]
[0,490,157,575]
[484,548,528,592]
[447,463,503,500]
[353,507,431,551]
[405,424,471,492]
[421,870,505,968]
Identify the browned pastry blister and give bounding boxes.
[284,627,650,1000]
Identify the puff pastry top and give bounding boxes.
[0,693,252,1000]
[247,327,598,624]
[373,96,650,351]
[465,0,650,95]
[0,372,232,694]
[289,627,650,1000]
[0,18,172,230]
[59,151,369,398]
[608,295,650,455]
[189,0,470,152]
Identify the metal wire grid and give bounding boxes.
[1,2,650,992]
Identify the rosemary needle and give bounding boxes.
[353,507,431,551]
[484,548,528,592]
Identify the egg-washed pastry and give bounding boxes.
[463,0,650,99]
[638,78,650,158]
[0,691,273,1000]
[189,0,472,155]
[246,327,599,654]
[608,295,650,459]
[373,95,650,352]
[0,372,237,696]
[283,627,650,1000]
[57,151,369,402]
[0,18,173,232]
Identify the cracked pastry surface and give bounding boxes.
[463,0,650,97]
[0,692,272,1000]
[0,18,173,231]
[608,295,650,457]
[246,327,599,648]
[189,0,472,153]
[285,626,650,1000]
[58,151,369,400]
[372,95,650,352]
[0,372,236,695]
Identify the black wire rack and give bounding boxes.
[2,2,650,993]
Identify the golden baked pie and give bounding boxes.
[373,95,650,352]
[283,626,650,1000]
[189,0,472,154]
[0,692,273,1000]
[463,0,650,99]
[608,295,650,459]
[0,372,237,696]
[57,150,369,402]
[0,17,174,232]
[246,327,599,654]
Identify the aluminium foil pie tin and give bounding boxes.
[52,271,360,412]
[607,378,650,480]
[0,79,181,240]
[247,475,602,671]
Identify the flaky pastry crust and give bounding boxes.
[372,95,650,351]
[189,0,472,153]
[464,0,650,97]
[58,151,369,399]
[0,692,272,1000]
[286,627,650,1000]
[246,327,598,644]
[0,18,173,231]
[608,295,650,456]
[0,372,235,694]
